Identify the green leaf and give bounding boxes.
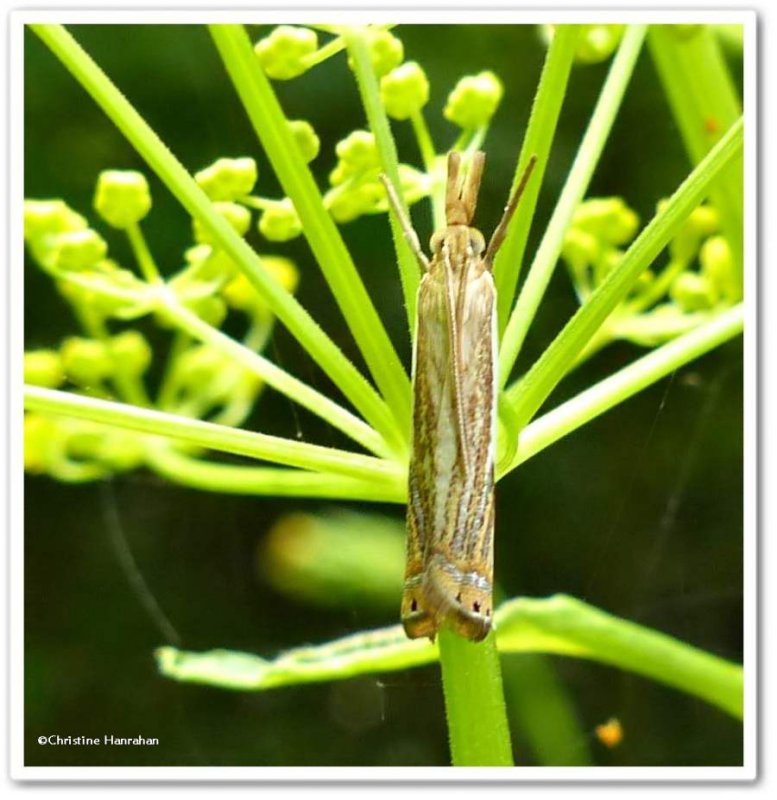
[157,594,743,719]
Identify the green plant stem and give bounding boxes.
[208,24,412,441]
[30,23,405,458]
[648,26,744,296]
[409,109,437,172]
[344,25,421,340]
[503,303,743,476]
[438,629,514,766]
[493,24,581,331]
[157,593,742,719]
[499,25,647,387]
[145,444,404,502]
[502,117,743,433]
[24,385,405,490]
[125,222,161,283]
[153,289,391,458]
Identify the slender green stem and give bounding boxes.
[300,24,398,69]
[301,34,348,69]
[344,25,421,340]
[499,25,647,387]
[125,222,161,283]
[438,629,514,766]
[409,109,437,172]
[502,303,743,476]
[30,23,405,457]
[154,288,392,458]
[208,24,412,441]
[24,385,405,489]
[145,444,404,503]
[502,117,743,433]
[493,24,581,332]
[648,25,744,296]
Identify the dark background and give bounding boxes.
[24,24,744,767]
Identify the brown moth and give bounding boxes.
[383,151,536,642]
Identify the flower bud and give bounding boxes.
[700,235,736,301]
[288,120,320,163]
[186,295,228,328]
[258,199,302,241]
[347,28,404,79]
[335,130,380,173]
[60,337,113,386]
[24,414,57,473]
[110,331,152,376]
[24,350,64,388]
[195,157,258,201]
[193,202,251,245]
[670,271,718,312]
[326,182,383,223]
[380,61,430,120]
[573,197,639,246]
[443,71,503,129]
[24,199,87,242]
[222,256,298,313]
[52,229,108,272]
[93,170,152,228]
[575,25,625,64]
[254,26,318,80]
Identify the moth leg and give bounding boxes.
[484,154,538,267]
[380,174,430,272]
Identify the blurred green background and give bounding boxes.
[24,24,744,767]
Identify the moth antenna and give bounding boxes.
[484,154,538,266]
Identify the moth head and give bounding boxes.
[429,227,486,257]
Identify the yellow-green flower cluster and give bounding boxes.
[323,130,429,224]
[562,197,737,350]
[254,26,319,80]
[562,197,640,296]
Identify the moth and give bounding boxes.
[383,151,536,642]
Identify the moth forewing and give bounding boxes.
[387,151,535,642]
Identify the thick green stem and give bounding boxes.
[438,629,514,766]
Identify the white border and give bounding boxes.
[7,4,758,784]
